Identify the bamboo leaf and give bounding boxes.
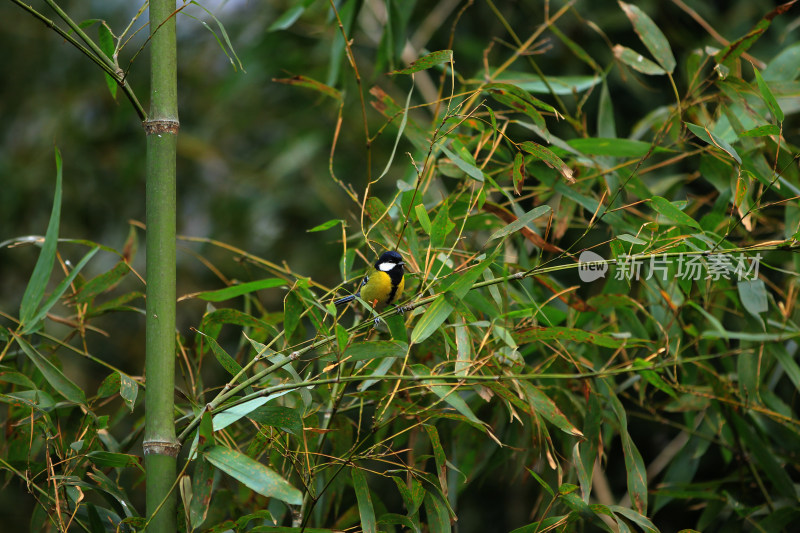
[73,261,130,303]
[87,451,144,472]
[415,204,432,235]
[273,75,342,101]
[753,67,784,122]
[14,335,86,405]
[212,391,292,431]
[98,23,118,99]
[613,45,667,75]
[391,49,452,74]
[519,141,574,183]
[268,0,314,32]
[410,295,454,344]
[119,372,138,412]
[196,278,286,302]
[487,205,551,242]
[248,405,303,435]
[512,152,526,195]
[714,1,797,74]
[411,365,482,426]
[307,219,343,232]
[737,279,768,317]
[513,326,637,348]
[439,145,484,182]
[190,455,214,528]
[740,124,780,137]
[650,196,702,229]
[618,2,676,72]
[22,245,99,334]
[204,445,302,505]
[495,72,601,94]
[424,425,448,495]
[520,381,583,437]
[351,467,377,533]
[342,340,408,361]
[567,138,667,158]
[423,492,451,533]
[20,147,63,325]
[686,122,741,164]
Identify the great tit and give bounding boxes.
[335,251,405,316]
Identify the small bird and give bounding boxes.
[335,251,405,318]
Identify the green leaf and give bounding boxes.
[74,261,130,303]
[415,204,432,235]
[283,289,304,341]
[196,278,286,302]
[701,330,800,341]
[411,365,483,426]
[613,45,667,75]
[307,219,343,232]
[423,492,451,533]
[391,49,452,74]
[487,205,551,242]
[618,2,676,73]
[187,1,245,73]
[14,335,86,405]
[410,295,454,344]
[740,124,780,137]
[190,455,214,528]
[494,72,602,94]
[439,145,484,182]
[268,0,314,32]
[351,467,377,533]
[513,326,635,348]
[392,476,425,515]
[273,75,342,101]
[738,279,768,317]
[714,2,795,74]
[343,340,408,361]
[20,147,63,325]
[520,381,583,436]
[753,67,784,122]
[601,380,648,514]
[650,196,702,229]
[519,141,574,183]
[430,200,456,250]
[22,246,99,334]
[424,425,448,494]
[512,152,526,195]
[248,405,303,435]
[98,23,117,99]
[87,451,144,472]
[196,331,247,386]
[731,413,796,500]
[213,392,292,432]
[567,138,666,158]
[444,255,499,303]
[119,373,138,412]
[204,445,302,505]
[632,359,677,399]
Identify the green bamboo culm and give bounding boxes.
[143,0,179,531]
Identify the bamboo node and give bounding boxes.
[143,439,181,457]
[143,119,180,135]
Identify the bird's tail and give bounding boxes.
[334,295,356,306]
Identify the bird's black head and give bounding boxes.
[375,251,404,274]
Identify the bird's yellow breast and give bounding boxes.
[360,270,403,310]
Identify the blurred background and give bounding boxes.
[1,0,797,530]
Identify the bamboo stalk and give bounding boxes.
[142,0,179,531]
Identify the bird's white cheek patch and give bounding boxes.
[378,262,396,272]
